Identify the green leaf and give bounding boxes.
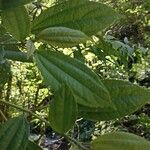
[0,25,19,44]
[4,50,33,63]
[49,84,77,134]
[26,141,42,150]
[2,0,33,10]
[32,0,119,35]
[0,116,29,150]
[36,27,89,48]
[79,79,150,121]
[91,132,150,150]
[34,49,111,108]
[2,6,30,40]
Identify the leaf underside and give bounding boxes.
[37,27,89,48]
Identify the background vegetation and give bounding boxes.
[0,0,150,150]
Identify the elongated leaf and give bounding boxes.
[34,49,111,108]
[2,0,33,10]
[0,116,29,150]
[26,141,42,150]
[37,27,89,48]
[49,84,77,134]
[32,0,119,35]
[91,132,150,150]
[2,6,30,40]
[4,50,33,63]
[79,79,150,121]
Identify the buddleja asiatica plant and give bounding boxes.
[0,0,150,150]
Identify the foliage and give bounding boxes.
[0,116,29,150]
[36,27,89,48]
[0,0,150,150]
[49,84,77,134]
[34,49,111,107]
[79,79,150,121]
[91,132,150,150]
[2,6,30,40]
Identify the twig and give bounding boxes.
[0,100,87,150]
[63,134,88,150]
[0,110,7,121]
[0,100,50,126]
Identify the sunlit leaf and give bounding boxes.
[36,27,89,48]
[32,0,119,35]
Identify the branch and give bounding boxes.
[0,100,88,150]
[0,110,7,121]
[63,134,88,150]
[0,100,49,125]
